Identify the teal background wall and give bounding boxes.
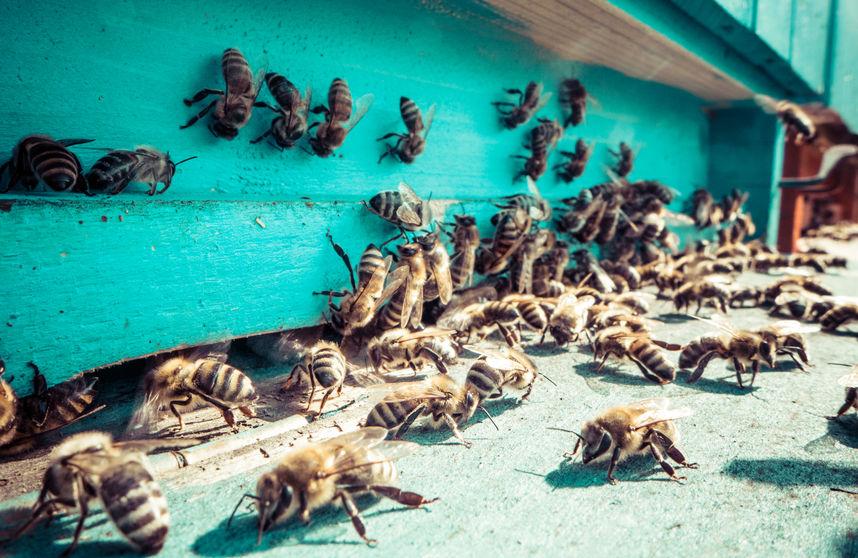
[828,0,858,129]
[0,0,714,389]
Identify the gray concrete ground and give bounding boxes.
[2,242,858,557]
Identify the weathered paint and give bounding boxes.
[790,0,832,94]
[0,0,717,388]
[707,106,781,238]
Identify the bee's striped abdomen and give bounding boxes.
[465,360,503,401]
[365,399,423,430]
[266,72,300,110]
[377,290,406,330]
[87,150,138,191]
[678,336,722,369]
[357,244,386,286]
[311,346,346,389]
[193,361,257,405]
[100,461,169,554]
[328,78,353,122]
[400,97,423,132]
[222,48,252,94]
[24,137,83,191]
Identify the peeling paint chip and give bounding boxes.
[255,217,266,229]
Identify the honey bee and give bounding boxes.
[5,363,102,453]
[284,341,348,415]
[514,119,562,181]
[377,97,436,163]
[728,286,765,308]
[367,327,459,375]
[610,142,634,177]
[679,317,775,387]
[545,293,596,346]
[600,260,641,291]
[554,139,591,183]
[755,94,816,144]
[417,229,453,305]
[316,234,393,337]
[181,48,263,139]
[0,361,17,447]
[129,352,257,434]
[477,207,532,275]
[687,189,723,229]
[251,72,312,149]
[232,427,437,545]
[820,303,858,332]
[502,294,550,332]
[439,300,523,347]
[764,276,832,305]
[755,321,814,371]
[828,365,858,421]
[563,398,697,485]
[380,242,429,329]
[571,249,616,293]
[559,78,588,128]
[496,177,552,222]
[87,147,196,195]
[510,229,556,294]
[364,375,482,447]
[9,431,198,555]
[365,182,433,232]
[592,326,680,384]
[465,345,541,402]
[492,81,552,129]
[672,277,731,314]
[0,135,93,194]
[308,78,374,157]
[448,215,480,289]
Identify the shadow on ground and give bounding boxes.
[723,458,858,487]
[544,455,675,489]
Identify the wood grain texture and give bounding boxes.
[0,0,728,388]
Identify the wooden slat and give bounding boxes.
[484,0,751,100]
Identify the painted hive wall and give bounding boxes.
[0,0,710,387]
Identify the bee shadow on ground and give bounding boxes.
[722,458,858,488]
[655,313,699,324]
[404,397,521,447]
[827,415,858,449]
[833,530,858,558]
[570,360,657,389]
[544,455,674,489]
[192,494,419,556]
[674,370,760,396]
[0,506,125,556]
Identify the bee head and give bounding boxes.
[580,423,613,464]
[254,472,293,544]
[454,388,480,425]
[454,215,475,227]
[759,339,777,368]
[397,244,420,258]
[210,120,239,140]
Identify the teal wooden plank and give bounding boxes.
[827,0,858,129]
[790,0,832,94]
[707,106,781,238]
[755,0,793,60]
[0,0,715,389]
[715,0,754,27]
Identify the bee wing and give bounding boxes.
[753,94,780,114]
[343,93,374,133]
[419,103,437,140]
[397,181,422,206]
[768,320,821,335]
[393,327,456,343]
[395,204,423,227]
[533,91,553,114]
[664,210,695,226]
[837,367,858,387]
[301,85,313,118]
[690,313,737,336]
[114,437,202,453]
[326,440,419,480]
[366,379,452,404]
[379,265,409,306]
[631,407,694,431]
[525,176,544,201]
[125,391,161,437]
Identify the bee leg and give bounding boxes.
[416,347,448,375]
[732,358,746,388]
[180,99,218,129]
[394,407,424,439]
[646,437,686,483]
[305,372,317,413]
[687,351,717,383]
[376,132,405,142]
[651,430,698,469]
[183,88,224,106]
[169,394,193,430]
[367,485,439,507]
[238,405,255,418]
[250,129,272,144]
[628,356,664,384]
[443,413,472,448]
[283,363,305,391]
[251,101,280,112]
[317,388,335,415]
[337,491,377,546]
[606,447,622,485]
[62,477,90,557]
[750,359,761,386]
[828,389,858,420]
[496,323,517,347]
[325,232,357,291]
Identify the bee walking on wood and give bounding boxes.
[514,119,562,181]
[181,48,263,139]
[308,78,374,157]
[8,431,198,555]
[610,142,634,177]
[377,97,436,163]
[251,72,312,149]
[562,398,697,485]
[364,375,485,447]
[284,341,347,415]
[559,78,588,128]
[315,233,392,337]
[492,81,552,129]
[367,327,459,376]
[555,139,591,182]
[440,300,523,347]
[448,215,480,289]
[828,365,858,421]
[0,135,93,194]
[129,351,257,434]
[87,147,196,195]
[230,427,437,545]
[365,182,433,232]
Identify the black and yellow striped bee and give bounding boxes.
[251,72,312,149]
[378,96,436,163]
[309,78,374,157]
[87,146,196,195]
[0,135,93,194]
[365,182,433,232]
[284,341,348,415]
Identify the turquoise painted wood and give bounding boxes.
[715,0,754,27]
[755,0,794,61]
[790,0,832,94]
[0,0,717,390]
[827,0,858,130]
[707,106,781,239]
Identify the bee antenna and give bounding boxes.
[829,362,853,367]
[539,372,557,387]
[228,493,259,529]
[173,155,198,167]
[478,405,499,431]
[547,426,584,441]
